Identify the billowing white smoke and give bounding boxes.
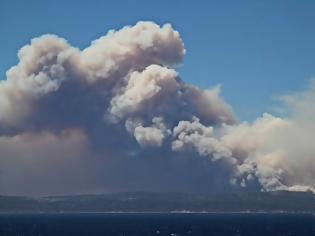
[0,21,314,195]
[0,35,70,127]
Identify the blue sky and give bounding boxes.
[1,0,315,121]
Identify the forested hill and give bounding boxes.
[1,191,315,213]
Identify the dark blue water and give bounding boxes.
[0,213,314,236]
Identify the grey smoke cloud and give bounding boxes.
[0,35,70,127]
[0,21,314,195]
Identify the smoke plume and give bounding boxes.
[0,21,314,195]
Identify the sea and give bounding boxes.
[0,213,314,236]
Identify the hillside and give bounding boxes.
[1,191,315,213]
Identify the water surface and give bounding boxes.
[0,213,314,236]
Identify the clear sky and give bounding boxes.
[1,0,315,121]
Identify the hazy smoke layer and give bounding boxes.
[0,21,314,195]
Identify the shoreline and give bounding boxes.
[0,211,314,215]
